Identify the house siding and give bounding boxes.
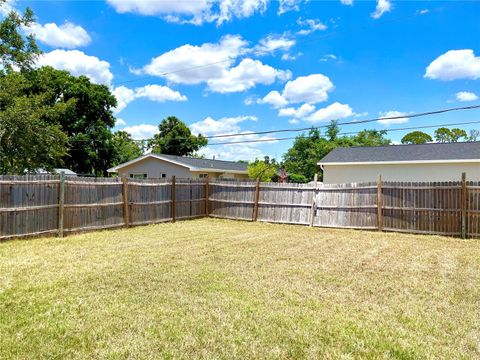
[322,162,480,184]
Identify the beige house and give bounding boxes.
[318,142,480,184]
[107,153,249,179]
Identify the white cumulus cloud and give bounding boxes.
[133,35,291,93]
[106,0,268,26]
[115,118,127,127]
[113,85,187,114]
[122,124,158,140]
[258,90,289,108]
[282,74,334,104]
[190,115,257,136]
[456,91,479,102]
[378,110,409,125]
[25,22,91,48]
[340,0,354,5]
[425,49,480,81]
[306,102,353,123]
[254,34,295,55]
[36,49,113,85]
[371,0,392,19]
[278,103,315,119]
[207,58,291,93]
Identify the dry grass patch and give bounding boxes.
[1,219,480,359]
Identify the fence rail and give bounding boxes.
[0,174,479,240]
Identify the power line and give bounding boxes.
[103,104,480,143]
[207,119,480,145]
[68,119,480,150]
[204,104,480,140]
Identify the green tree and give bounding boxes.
[326,120,340,141]
[351,129,390,146]
[25,66,118,175]
[401,131,433,144]
[247,157,278,181]
[148,116,207,156]
[0,2,40,72]
[111,131,143,166]
[434,127,452,143]
[283,128,336,181]
[283,125,391,181]
[450,128,467,142]
[0,72,68,174]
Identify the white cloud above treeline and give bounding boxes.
[377,111,409,125]
[36,49,113,85]
[107,0,307,25]
[425,49,480,81]
[133,35,291,94]
[25,21,91,48]
[113,85,187,113]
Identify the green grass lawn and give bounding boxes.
[1,219,479,359]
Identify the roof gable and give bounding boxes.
[319,142,480,165]
[108,154,248,173]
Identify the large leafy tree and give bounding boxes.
[434,127,468,143]
[0,72,68,174]
[283,122,391,181]
[401,131,433,144]
[0,2,40,72]
[111,131,143,166]
[24,66,118,175]
[148,116,207,156]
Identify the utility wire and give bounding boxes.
[101,104,479,143]
[207,119,480,145]
[68,118,480,150]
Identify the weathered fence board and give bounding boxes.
[1,174,479,240]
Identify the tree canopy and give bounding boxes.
[0,2,40,72]
[148,116,207,156]
[283,122,390,181]
[247,156,278,181]
[401,131,433,144]
[111,131,143,167]
[434,127,468,143]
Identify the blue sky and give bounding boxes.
[10,0,480,160]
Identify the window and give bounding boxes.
[161,173,167,178]
[130,173,147,179]
[199,173,208,179]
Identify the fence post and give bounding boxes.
[377,175,383,232]
[205,177,209,217]
[171,176,176,222]
[461,172,467,239]
[58,171,65,237]
[252,177,260,222]
[122,177,129,227]
[309,173,318,227]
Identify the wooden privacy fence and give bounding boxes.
[0,175,206,240]
[1,174,479,240]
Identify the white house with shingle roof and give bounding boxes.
[318,142,480,184]
[107,153,248,180]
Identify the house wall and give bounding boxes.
[116,157,248,179]
[322,162,480,184]
[117,157,191,179]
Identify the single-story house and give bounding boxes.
[107,153,249,180]
[318,141,480,184]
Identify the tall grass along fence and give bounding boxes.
[1,173,479,240]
